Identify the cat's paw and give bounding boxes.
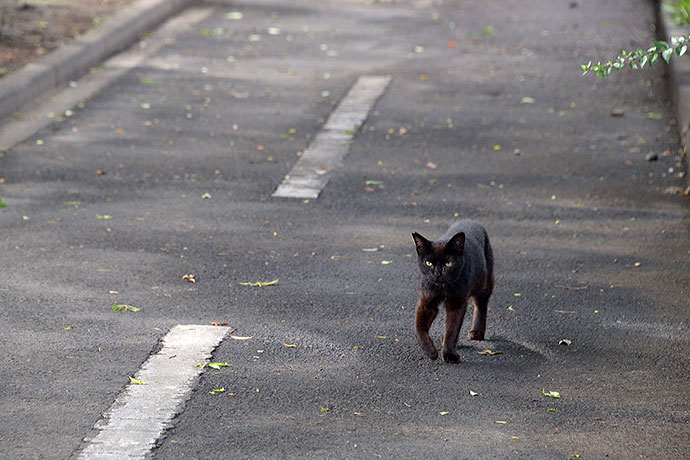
[442,351,461,364]
[423,347,438,360]
[468,329,485,341]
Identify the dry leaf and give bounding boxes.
[283,343,299,348]
[664,186,690,196]
[230,333,254,340]
[477,349,503,355]
[210,321,229,326]
[239,279,279,287]
[108,290,119,295]
[425,161,437,169]
[182,274,196,283]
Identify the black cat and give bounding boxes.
[412,220,494,363]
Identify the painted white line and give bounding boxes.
[272,75,390,199]
[0,7,214,152]
[77,325,229,460]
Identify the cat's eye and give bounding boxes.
[444,261,453,267]
[425,261,433,267]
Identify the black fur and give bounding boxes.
[412,220,494,363]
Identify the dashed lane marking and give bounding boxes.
[272,75,390,199]
[77,325,229,460]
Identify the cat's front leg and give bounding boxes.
[442,299,468,364]
[415,295,439,360]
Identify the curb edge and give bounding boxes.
[0,0,196,124]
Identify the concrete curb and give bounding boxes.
[658,0,690,188]
[0,0,196,123]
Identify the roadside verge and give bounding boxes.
[0,0,194,124]
[659,1,690,188]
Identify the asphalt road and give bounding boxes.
[1,0,689,459]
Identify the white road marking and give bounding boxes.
[272,75,390,199]
[77,325,229,460]
[0,7,214,152]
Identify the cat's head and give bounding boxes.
[411,231,465,286]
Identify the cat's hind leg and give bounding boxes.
[468,293,490,341]
[415,294,440,360]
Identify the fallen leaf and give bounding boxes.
[381,260,393,265]
[109,290,119,295]
[521,97,535,104]
[210,321,229,326]
[511,436,520,440]
[354,411,365,416]
[230,333,254,340]
[129,376,147,385]
[239,279,279,287]
[207,362,231,370]
[283,343,299,348]
[182,274,196,283]
[477,349,503,355]
[495,421,507,424]
[426,161,437,169]
[112,304,140,313]
[469,390,479,396]
[210,387,225,394]
[439,411,449,416]
[559,339,572,346]
[542,388,561,398]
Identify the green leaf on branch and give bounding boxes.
[582,35,690,79]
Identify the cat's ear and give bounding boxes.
[412,232,431,255]
[447,232,465,253]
